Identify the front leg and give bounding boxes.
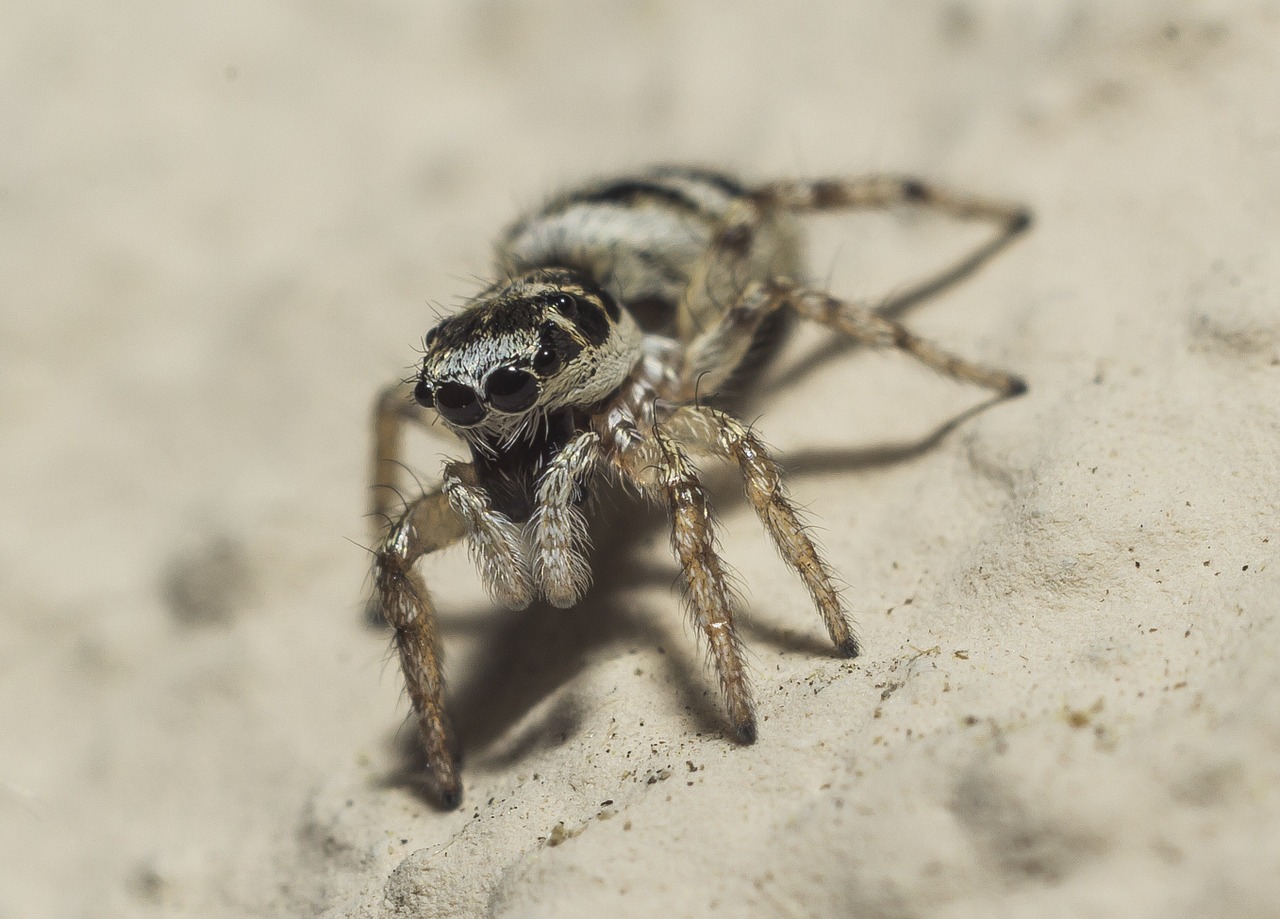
[529,430,602,608]
[615,427,757,742]
[375,489,467,808]
[666,405,859,658]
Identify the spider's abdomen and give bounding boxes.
[498,167,802,335]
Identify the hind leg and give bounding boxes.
[680,277,1026,399]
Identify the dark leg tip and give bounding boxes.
[734,719,758,745]
[902,178,928,201]
[837,636,862,659]
[1004,376,1029,398]
[437,782,463,811]
[1008,209,1034,234]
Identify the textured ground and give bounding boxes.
[3,2,1279,917]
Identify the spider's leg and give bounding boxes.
[787,285,1026,394]
[370,380,460,542]
[667,405,858,658]
[674,175,1031,393]
[371,381,421,542]
[678,279,788,396]
[680,278,1026,398]
[374,488,467,808]
[529,430,601,608]
[616,428,756,742]
[442,462,534,609]
[680,174,1029,348]
[750,174,1031,319]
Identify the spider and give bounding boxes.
[369,166,1030,808]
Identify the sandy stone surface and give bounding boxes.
[3,2,1278,917]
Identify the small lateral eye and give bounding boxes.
[413,377,435,408]
[548,293,578,318]
[434,382,486,426]
[533,346,561,375]
[484,366,539,413]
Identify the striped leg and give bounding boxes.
[615,428,757,742]
[750,174,1031,317]
[667,405,859,658]
[374,489,468,808]
[370,381,426,541]
[676,174,1030,368]
[681,278,1026,399]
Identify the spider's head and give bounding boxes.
[414,268,643,443]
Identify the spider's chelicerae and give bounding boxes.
[370,166,1030,808]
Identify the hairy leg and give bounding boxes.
[666,405,859,657]
[374,489,468,808]
[369,380,459,539]
[615,428,756,742]
[680,278,1026,398]
[750,173,1029,224]
[371,382,419,539]
[787,285,1026,394]
[751,174,1031,317]
[676,174,1030,376]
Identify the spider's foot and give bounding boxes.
[1003,374,1028,398]
[542,567,591,609]
[429,766,464,811]
[437,783,462,811]
[837,635,862,659]
[489,568,535,610]
[733,717,758,745]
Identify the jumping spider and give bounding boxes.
[370,166,1030,808]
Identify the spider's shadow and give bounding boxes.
[382,387,1009,805]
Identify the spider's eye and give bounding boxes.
[484,366,539,413]
[413,378,435,408]
[536,318,583,375]
[434,382,486,426]
[533,346,561,375]
[548,293,578,318]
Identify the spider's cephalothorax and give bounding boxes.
[370,166,1032,808]
[413,268,643,523]
[415,268,643,448]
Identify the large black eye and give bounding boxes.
[413,377,435,408]
[434,382,485,426]
[536,318,582,373]
[484,366,539,413]
[533,346,561,375]
[548,293,578,318]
